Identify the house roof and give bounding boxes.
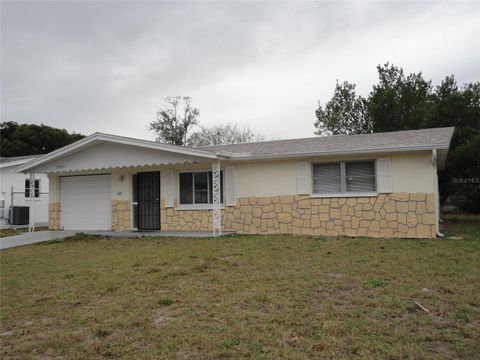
[0,155,40,169]
[201,127,455,160]
[16,127,454,173]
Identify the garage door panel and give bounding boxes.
[61,217,110,222]
[60,197,110,205]
[60,175,111,230]
[61,197,110,203]
[63,182,110,192]
[60,189,111,196]
[61,208,111,214]
[61,212,111,219]
[60,186,111,193]
[60,212,110,218]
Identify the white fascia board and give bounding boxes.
[0,158,37,169]
[228,144,451,161]
[93,133,225,159]
[16,132,225,173]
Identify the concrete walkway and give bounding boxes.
[0,231,77,250]
[0,230,235,250]
[0,222,48,230]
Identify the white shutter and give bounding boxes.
[164,170,174,207]
[225,166,236,206]
[296,161,310,195]
[377,158,392,193]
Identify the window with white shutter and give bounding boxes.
[313,160,376,195]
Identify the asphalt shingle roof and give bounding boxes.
[200,127,454,158]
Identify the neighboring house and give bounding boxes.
[17,127,454,238]
[0,156,49,226]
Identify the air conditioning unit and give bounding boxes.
[9,206,30,225]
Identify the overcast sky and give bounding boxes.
[1,1,479,141]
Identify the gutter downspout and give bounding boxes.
[432,149,444,237]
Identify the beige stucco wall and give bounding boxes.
[234,151,434,197]
[391,152,434,193]
[110,170,132,201]
[236,161,297,197]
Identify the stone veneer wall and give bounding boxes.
[48,200,131,231]
[160,193,436,238]
[48,202,60,230]
[112,200,131,231]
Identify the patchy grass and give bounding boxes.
[0,228,23,238]
[367,278,387,288]
[442,213,480,240]
[1,218,479,359]
[158,298,174,306]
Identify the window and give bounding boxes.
[179,171,223,205]
[312,163,342,194]
[345,161,376,193]
[313,161,376,195]
[25,179,40,198]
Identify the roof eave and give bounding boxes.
[228,144,451,161]
[0,158,38,169]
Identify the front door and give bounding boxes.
[137,171,160,230]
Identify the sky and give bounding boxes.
[1,1,479,141]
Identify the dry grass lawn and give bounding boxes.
[1,215,479,359]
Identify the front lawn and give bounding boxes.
[1,220,479,359]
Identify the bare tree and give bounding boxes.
[188,124,264,147]
[150,96,199,145]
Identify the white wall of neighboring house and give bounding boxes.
[0,161,49,226]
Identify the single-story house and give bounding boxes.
[17,127,454,238]
[1,155,49,227]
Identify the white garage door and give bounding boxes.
[60,175,111,230]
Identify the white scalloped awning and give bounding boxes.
[17,132,228,174]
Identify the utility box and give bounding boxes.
[9,206,30,225]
